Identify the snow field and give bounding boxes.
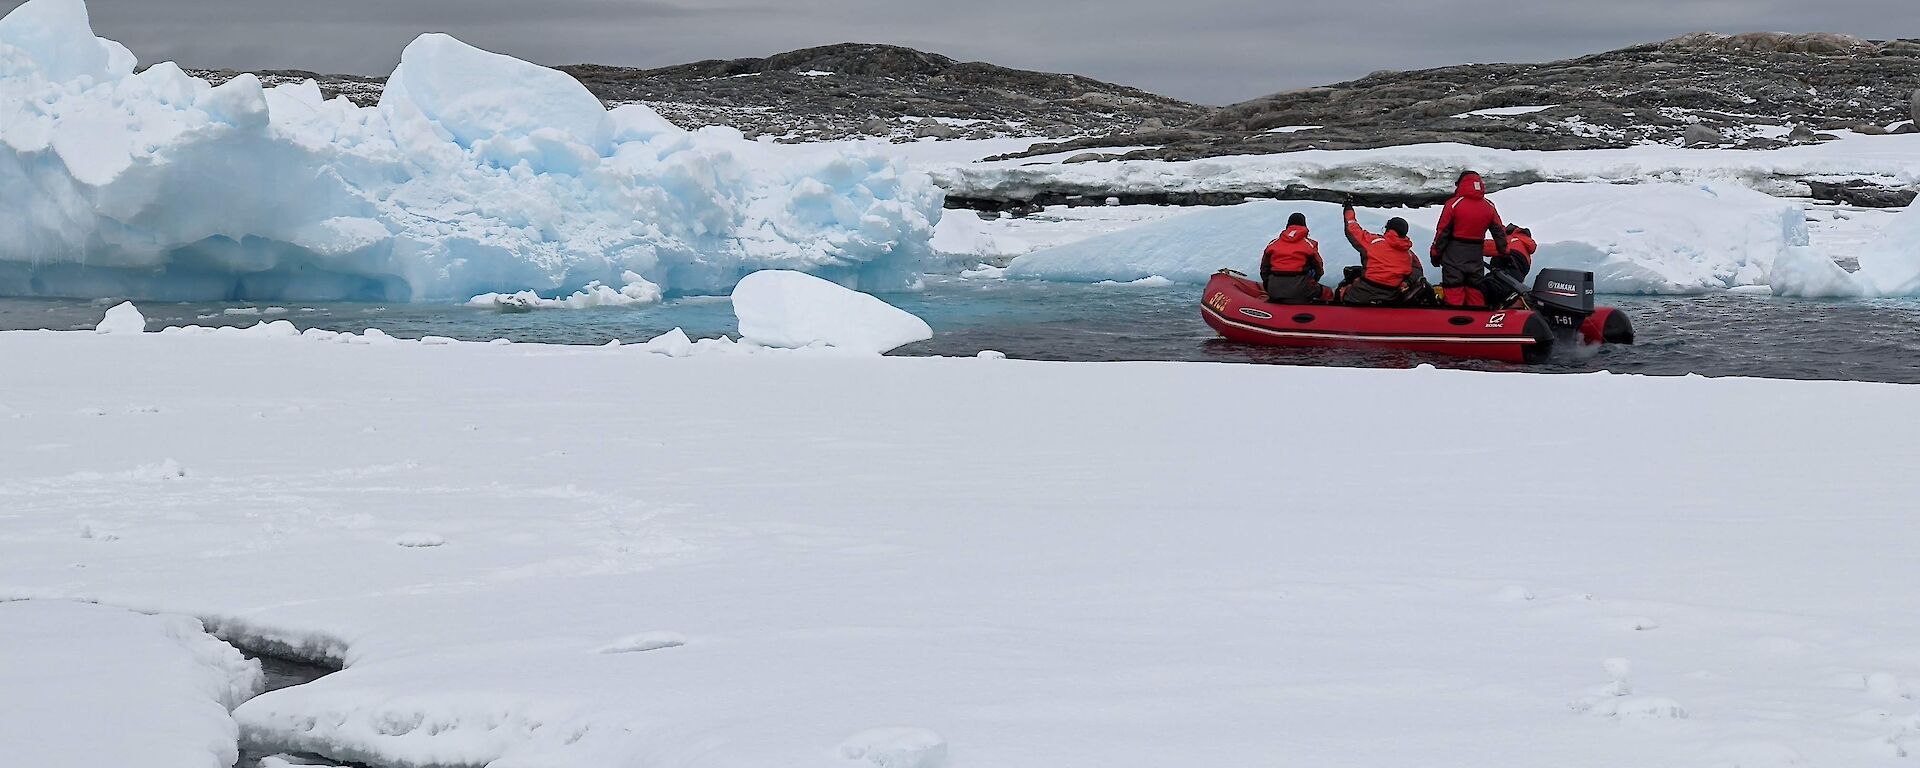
[3,330,1919,767]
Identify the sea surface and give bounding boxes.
[5,277,1918,383]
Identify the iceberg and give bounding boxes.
[0,0,942,302]
[1774,201,1920,297]
[1490,182,1808,294]
[1006,183,1809,294]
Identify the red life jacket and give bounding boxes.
[1344,210,1416,287]
[1264,225,1322,275]
[1433,171,1507,257]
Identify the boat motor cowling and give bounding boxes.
[1528,269,1596,336]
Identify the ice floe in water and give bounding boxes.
[1006,183,1811,294]
[732,269,933,353]
[1490,182,1807,294]
[0,0,941,302]
[1774,201,1920,297]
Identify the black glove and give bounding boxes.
[1341,193,1355,210]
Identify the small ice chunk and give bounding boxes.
[393,532,446,548]
[732,270,932,354]
[466,273,663,310]
[1096,275,1174,287]
[636,327,695,357]
[94,301,146,334]
[976,350,1007,360]
[1618,616,1661,631]
[596,631,687,654]
[130,459,186,481]
[838,727,948,768]
[1578,695,1688,719]
[1866,672,1911,700]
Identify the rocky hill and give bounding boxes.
[191,42,1205,142]
[566,43,1206,140]
[188,32,1920,207]
[1014,32,1920,161]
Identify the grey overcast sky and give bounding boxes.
[10,0,1920,104]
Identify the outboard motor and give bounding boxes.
[1528,269,1596,339]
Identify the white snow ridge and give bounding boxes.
[0,0,942,302]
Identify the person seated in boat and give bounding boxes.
[1430,170,1509,307]
[1337,201,1426,306]
[1260,212,1333,304]
[1480,223,1537,307]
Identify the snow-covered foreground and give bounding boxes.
[0,601,263,768]
[5,329,1920,767]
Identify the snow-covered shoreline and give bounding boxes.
[6,328,1920,767]
[930,136,1920,202]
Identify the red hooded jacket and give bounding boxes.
[1263,225,1323,278]
[1344,209,1417,288]
[1485,229,1536,274]
[1432,171,1508,262]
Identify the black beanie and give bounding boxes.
[1287,212,1307,227]
[1385,217,1409,236]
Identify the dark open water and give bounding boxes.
[5,277,1917,383]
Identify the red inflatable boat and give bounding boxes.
[1200,270,1632,364]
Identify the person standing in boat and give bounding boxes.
[1430,170,1509,307]
[1260,212,1332,304]
[1337,201,1424,306]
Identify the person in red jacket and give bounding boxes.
[1480,223,1536,307]
[1431,170,1508,306]
[1260,212,1332,303]
[1337,202,1425,306]
[1493,224,1536,279]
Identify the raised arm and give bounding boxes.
[1343,207,1371,259]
